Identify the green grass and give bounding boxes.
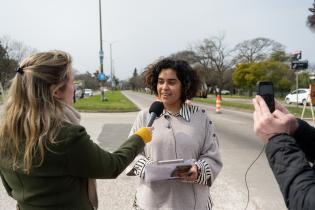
[74,91,138,112]
[194,97,315,118]
[194,97,254,111]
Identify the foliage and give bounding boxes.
[128,68,145,90]
[74,71,99,90]
[232,60,294,92]
[1,36,37,63]
[269,50,290,62]
[0,42,18,89]
[297,72,311,89]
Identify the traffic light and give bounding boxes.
[291,60,309,70]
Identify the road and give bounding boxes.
[122,91,287,210]
[0,91,287,210]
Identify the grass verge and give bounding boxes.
[74,91,138,112]
[194,97,315,119]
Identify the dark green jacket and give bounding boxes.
[0,123,145,210]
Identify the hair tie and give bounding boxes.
[16,67,24,75]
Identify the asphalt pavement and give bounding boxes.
[0,95,286,210]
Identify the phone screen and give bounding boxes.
[257,81,275,113]
[170,165,192,177]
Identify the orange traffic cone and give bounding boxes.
[215,95,221,113]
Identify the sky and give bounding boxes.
[1,0,314,80]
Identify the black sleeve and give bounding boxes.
[266,134,315,210]
[293,119,315,162]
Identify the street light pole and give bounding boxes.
[110,43,113,89]
[98,0,106,101]
[99,0,104,73]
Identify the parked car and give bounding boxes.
[221,89,231,95]
[285,88,310,105]
[84,89,93,97]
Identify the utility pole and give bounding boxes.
[98,0,106,101]
[99,0,103,73]
[110,43,113,89]
[108,41,118,89]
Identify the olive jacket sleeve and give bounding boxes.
[47,124,146,179]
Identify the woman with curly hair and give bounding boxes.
[127,58,222,210]
[0,50,152,210]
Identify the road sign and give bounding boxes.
[291,60,308,70]
[97,72,107,81]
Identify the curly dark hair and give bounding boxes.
[144,58,201,102]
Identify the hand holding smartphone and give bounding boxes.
[256,81,275,113]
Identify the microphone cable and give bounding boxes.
[244,144,266,210]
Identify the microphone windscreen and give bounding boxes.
[149,101,164,117]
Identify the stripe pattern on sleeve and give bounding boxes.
[132,157,153,178]
[195,159,212,186]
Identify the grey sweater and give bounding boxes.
[128,104,222,210]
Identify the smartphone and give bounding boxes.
[170,165,192,177]
[256,81,275,113]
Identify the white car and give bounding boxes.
[84,89,93,97]
[221,89,231,95]
[285,88,310,105]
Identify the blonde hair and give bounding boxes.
[0,50,72,174]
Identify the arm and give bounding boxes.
[293,119,315,162]
[63,125,150,179]
[266,134,315,209]
[194,115,222,186]
[126,110,152,178]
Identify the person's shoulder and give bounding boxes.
[57,123,87,142]
[137,107,150,118]
[188,104,207,115]
[188,104,210,122]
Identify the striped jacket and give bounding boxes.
[127,103,222,210]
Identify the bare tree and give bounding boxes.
[1,35,37,63]
[0,42,18,89]
[232,37,284,64]
[168,50,198,64]
[194,34,233,95]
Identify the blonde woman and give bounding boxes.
[0,50,152,210]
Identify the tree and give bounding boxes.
[168,50,198,64]
[232,37,284,64]
[194,34,233,95]
[129,68,144,90]
[0,42,18,89]
[232,60,294,95]
[74,71,99,90]
[1,36,37,63]
[269,50,290,62]
[297,72,312,89]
